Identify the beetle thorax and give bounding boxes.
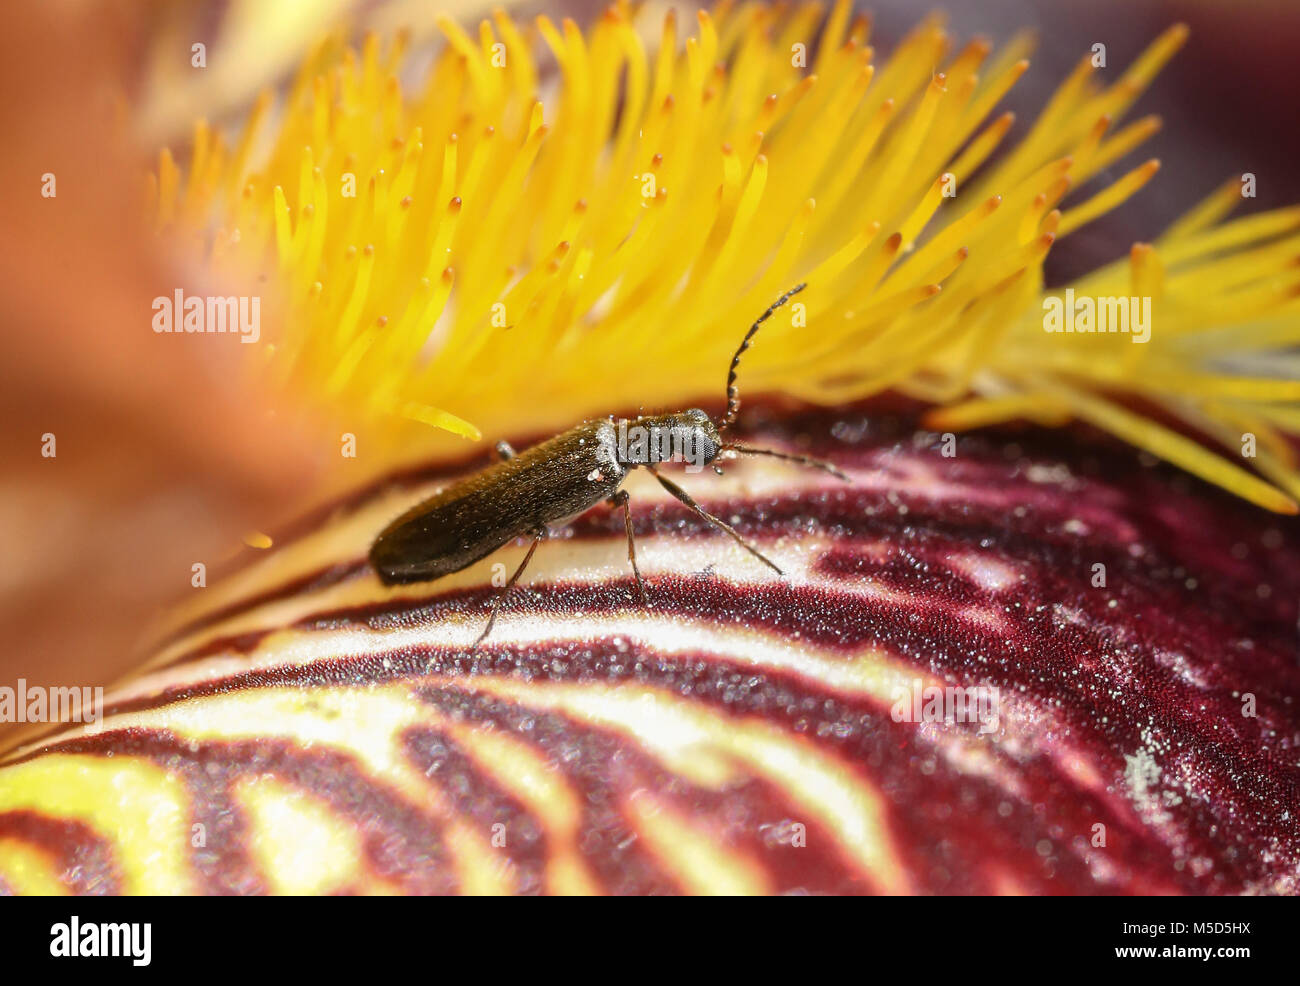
[611,409,721,471]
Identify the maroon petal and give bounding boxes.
[1,403,1297,895]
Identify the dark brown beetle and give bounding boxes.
[369,284,848,644]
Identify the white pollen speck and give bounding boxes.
[1124,747,1161,798]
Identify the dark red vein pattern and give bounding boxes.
[1,403,1298,894]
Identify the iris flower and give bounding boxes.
[1,1,1297,895]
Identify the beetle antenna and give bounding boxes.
[718,283,806,435]
[723,444,850,481]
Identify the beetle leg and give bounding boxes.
[607,489,648,604]
[647,465,783,576]
[722,444,849,481]
[474,528,545,648]
[492,440,517,462]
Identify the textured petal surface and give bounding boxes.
[1,404,1298,894]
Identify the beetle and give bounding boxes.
[369,283,849,644]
